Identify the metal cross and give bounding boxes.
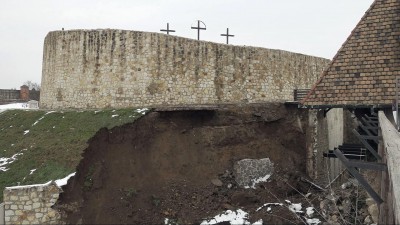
[160,23,175,35]
[191,20,206,40]
[221,28,234,44]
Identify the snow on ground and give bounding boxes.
[257,200,321,225]
[32,111,55,126]
[256,202,283,212]
[306,207,315,217]
[0,103,29,113]
[200,209,262,225]
[288,202,303,213]
[5,181,52,190]
[135,108,149,115]
[307,218,321,225]
[111,114,119,118]
[244,174,271,189]
[0,150,26,172]
[23,130,30,135]
[29,169,36,175]
[55,172,76,187]
[5,172,76,190]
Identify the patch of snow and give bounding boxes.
[11,144,14,146]
[267,207,272,212]
[111,114,119,118]
[306,218,321,225]
[0,103,31,113]
[0,152,24,171]
[23,130,29,135]
[9,125,13,128]
[200,209,250,225]
[94,110,101,114]
[306,207,314,217]
[285,200,291,204]
[5,181,52,190]
[288,203,303,213]
[32,116,45,126]
[135,108,149,115]
[256,202,283,212]
[244,174,271,189]
[32,111,56,126]
[6,172,76,190]
[55,172,76,187]
[252,220,263,225]
[29,169,36,175]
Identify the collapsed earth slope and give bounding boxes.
[57,104,314,224]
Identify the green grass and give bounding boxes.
[0,108,149,201]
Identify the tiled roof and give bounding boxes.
[302,0,400,108]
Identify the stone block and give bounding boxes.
[32,202,41,209]
[20,196,29,201]
[4,210,14,216]
[27,214,35,221]
[23,205,32,210]
[48,210,57,218]
[36,212,44,218]
[233,158,274,188]
[15,210,23,216]
[10,205,18,210]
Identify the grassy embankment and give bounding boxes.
[0,108,148,201]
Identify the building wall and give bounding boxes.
[3,182,62,225]
[0,90,20,102]
[40,29,329,109]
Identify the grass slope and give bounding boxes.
[0,108,148,201]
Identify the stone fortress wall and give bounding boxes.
[40,29,329,109]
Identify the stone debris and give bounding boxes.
[211,178,223,187]
[233,158,274,188]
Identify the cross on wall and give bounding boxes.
[191,20,206,41]
[221,28,234,44]
[160,23,175,35]
[160,21,235,44]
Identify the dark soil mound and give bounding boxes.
[56,104,315,224]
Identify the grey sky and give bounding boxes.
[0,0,374,89]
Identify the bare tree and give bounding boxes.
[23,81,41,91]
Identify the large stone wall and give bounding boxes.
[40,29,329,109]
[3,182,62,224]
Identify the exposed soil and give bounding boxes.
[56,104,321,224]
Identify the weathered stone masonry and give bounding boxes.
[3,182,62,224]
[40,29,329,109]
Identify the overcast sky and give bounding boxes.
[0,0,374,89]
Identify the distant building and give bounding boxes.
[0,85,40,105]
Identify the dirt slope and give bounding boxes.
[56,104,317,224]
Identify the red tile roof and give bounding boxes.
[302,0,400,108]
